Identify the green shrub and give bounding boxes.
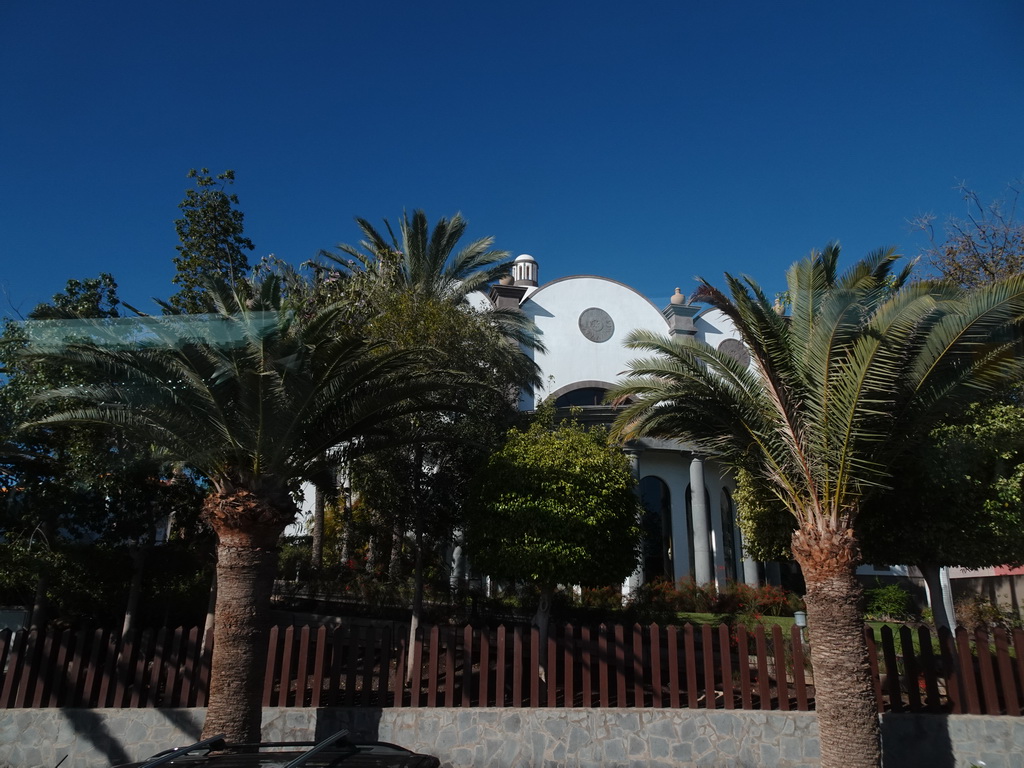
[864,582,912,621]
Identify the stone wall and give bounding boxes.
[0,707,1020,768]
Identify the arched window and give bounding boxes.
[639,476,673,582]
[554,387,608,407]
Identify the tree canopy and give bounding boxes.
[169,169,254,313]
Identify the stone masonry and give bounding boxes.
[1,707,1021,768]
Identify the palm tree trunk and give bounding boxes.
[201,533,278,742]
[200,487,294,744]
[792,524,880,768]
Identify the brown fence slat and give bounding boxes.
[719,624,734,710]
[938,626,961,714]
[327,626,344,707]
[702,624,717,709]
[0,629,27,708]
[918,625,942,711]
[194,628,213,707]
[343,626,359,707]
[162,628,185,708]
[128,630,153,708]
[771,625,788,712]
[378,625,394,708]
[632,624,644,708]
[0,629,11,701]
[663,626,679,708]
[111,631,136,708]
[392,626,408,709]
[512,625,524,707]
[144,627,168,708]
[993,628,1019,716]
[263,626,280,707]
[613,624,626,708]
[80,629,107,708]
[177,627,200,708]
[562,624,574,708]
[898,625,921,712]
[295,626,311,707]
[97,630,120,707]
[580,626,593,707]
[597,625,610,708]
[310,626,327,708]
[462,625,475,708]
[357,626,374,707]
[956,627,981,714]
[741,625,757,710]
[72,626,99,708]
[47,629,74,707]
[495,626,507,708]
[683,624,697,709]
[753,625,771,711]
[548,627,558,708]
[975,628,1000,715]
[880,626,903,713]
[529,626,540,707]
[865,626,883,713]
[649,624,663,708]
[23,629,48,708]
[789,625,808,711]
[1014,629,1024,717]
[479,626,491,707]
[278,626,296,707]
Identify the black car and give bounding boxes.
[114,730,441,768]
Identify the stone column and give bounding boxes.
[689,455,713,585]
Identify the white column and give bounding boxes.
[689,455,713,585]
[624,448,643,596]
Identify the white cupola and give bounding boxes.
[512,254,538,287]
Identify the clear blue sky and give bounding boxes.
[2,1,1022,317]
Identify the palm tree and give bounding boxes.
[320,209,542,351]
[610,245,1024,768]
[25,276,456,742]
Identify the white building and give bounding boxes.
[489,254,764,591]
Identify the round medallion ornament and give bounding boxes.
[718,338,751,368]
[579,307,615,343]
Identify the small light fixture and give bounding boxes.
[794,611,807,628]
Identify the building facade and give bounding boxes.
[489,254,762,591]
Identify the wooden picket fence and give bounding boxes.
[2,621,1023,715]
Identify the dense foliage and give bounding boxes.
[466,413,643,592]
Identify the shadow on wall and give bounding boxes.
[313,708,383,742]
[881,713,954,768]
[63,709,133,766]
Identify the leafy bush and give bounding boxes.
[864,582,913,621]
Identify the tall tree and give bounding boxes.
[610,245,1024,768]
[22,274,458,742]
[466,410,643,638]
[319,210,542,640]
[915,180,1024,289]
[169,169,255,313]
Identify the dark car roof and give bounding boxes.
[114,731,439,768]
